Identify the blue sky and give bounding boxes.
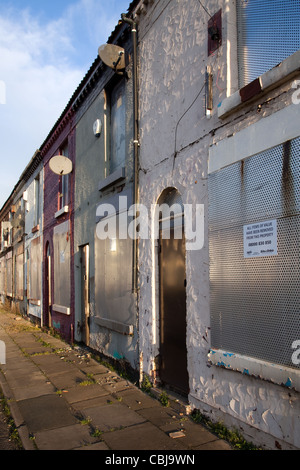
[0,0,131,208]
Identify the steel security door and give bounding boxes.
[159,227,189,396]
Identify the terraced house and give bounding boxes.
[0,0,299,450]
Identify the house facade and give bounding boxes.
[135,0,300,450]
[0,151,43,321]
[73,19,139,370]
[23,152,44,324]
[41,108,76,343]
[0,0,299,450]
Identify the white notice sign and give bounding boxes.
[243,219,278,258]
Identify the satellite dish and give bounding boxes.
[98,44,126,71]
[49,155,73,175]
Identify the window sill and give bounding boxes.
[29,300,41,306]
[55,206,69,219]
[98,167,126,192]
[53,304,70,315]
[95,317,133,336]
[218,50,300,119]
[208,348,300,392]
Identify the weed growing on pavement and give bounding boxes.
[91,428,103,439]
[80,373,97,386]
[0,390,23,449]
[80,417,92,426]
[159,391,170,407]
[191,409,261,450]
[141,375,152,393]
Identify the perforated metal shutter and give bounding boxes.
[208,137,299,369]
[237,0,300,88]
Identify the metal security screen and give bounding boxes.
[0,258,5,295]
[15,252,24,299]
[209,138,299,369]
[30,237,41,301]
[6,254,12,297]
[53,221,70,308]
[237,0,300,87]
[95,212,133,325]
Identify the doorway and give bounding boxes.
[158,189,189,396]
[80,245,90,346]
[45,243,52,328]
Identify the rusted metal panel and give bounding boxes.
[159,228,189,396]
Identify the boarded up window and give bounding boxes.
[30,237,41,301]
[53,220,70,309]
[95,210,133,326]
[208,137,300,369]
[15,249,24,300]
[237,0,300,87]
[6,253,12,297]
[0,257,5,294]
[110,79,126,174]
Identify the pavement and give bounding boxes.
[0,308,232,451]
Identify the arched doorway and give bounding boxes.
[157,188,189,396]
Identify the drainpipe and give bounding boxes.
[121,13,143,387]
[121,13,139,294]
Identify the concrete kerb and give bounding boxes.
[0,368,35,450]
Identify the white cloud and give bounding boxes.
[0,0,130,208]
[0,8,84,207]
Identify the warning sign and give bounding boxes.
[243,219,278,258]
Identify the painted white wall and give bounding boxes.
[136,0,299,449]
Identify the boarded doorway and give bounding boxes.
[158,188,189,396]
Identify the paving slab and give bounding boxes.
[34,423,99,450]
[82,402,146,432]
[0,309,233,451]
[31,353,79,375]
[102,421,186,451]
[194,439,233,450]
[70,394,117,412]
[46,369,87,390]
[113,388,162,411]
[160,419,222,449]
[74,441,110,450]
[17,394,77,433]
[136,405,181,429]
[12,381,56,401]
[64,383,111,404]
[76,362,110,375]
[3,370,48,390]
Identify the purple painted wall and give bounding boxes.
[41,109,75,343]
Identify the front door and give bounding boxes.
[159,225,189,396]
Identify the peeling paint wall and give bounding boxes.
[74,29,139,369]
[136,0,300,449]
